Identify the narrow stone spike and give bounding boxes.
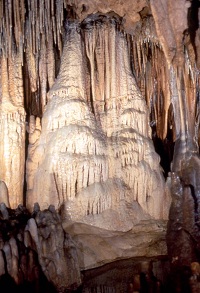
[20,0,25,27]
[51,0,54,16]
[47,29,55,89]
[39,33,47,112]
[14,1,18,46]
[137,42,142,75]
[133,41,139,78]
[52,16,57,44]
[8,0,12,33]
[39,0,43,34]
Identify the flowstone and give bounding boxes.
[27,16,170,231]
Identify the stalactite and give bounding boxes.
[183,49,198,152]
[39,34,47,112]
[0,0,68,118]
[129,17,174,141]
[0,52,26,208]
[1,1,175,126]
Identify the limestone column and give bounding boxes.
[0,54,26,208]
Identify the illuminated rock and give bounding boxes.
[27,17,169,230]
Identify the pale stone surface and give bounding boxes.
[26,116,41,195]
[0,54,26,208]
[63,219,168,270]
[27,17,171,231]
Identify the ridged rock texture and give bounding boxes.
[26,15,169,230]
[0,53,26,208]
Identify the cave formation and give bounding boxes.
[0,0,200,292]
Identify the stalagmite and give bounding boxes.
[26,15,169,231]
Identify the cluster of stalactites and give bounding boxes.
[0,0,74,58]
[128,35,169,139]
[1,1,199,143]
[0,0,77,116]
[128,18,200,144]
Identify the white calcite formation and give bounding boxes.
[27,17,170,230]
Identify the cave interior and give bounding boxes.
[0,0,200,292]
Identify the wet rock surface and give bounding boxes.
[166,156,200,292]
[0,203,81,292]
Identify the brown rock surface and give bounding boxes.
[0,204,81,292]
